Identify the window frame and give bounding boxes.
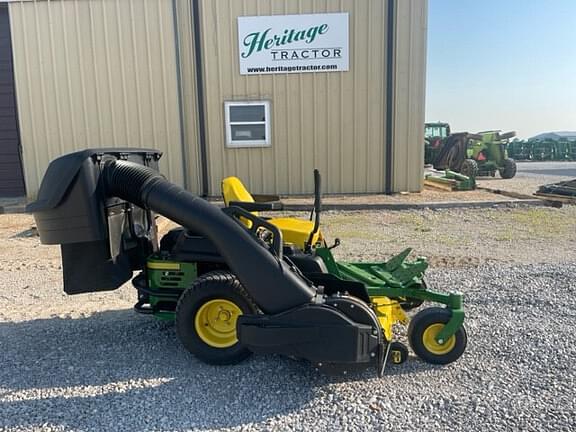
[224,100,271,148]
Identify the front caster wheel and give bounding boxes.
[176,271,257,365]
[408,307,467,365]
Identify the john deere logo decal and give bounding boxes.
[238,13,349,75]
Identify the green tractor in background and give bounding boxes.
[425,122,451,141]
[465,131,517,179]
[425,123,517,179]
[424,122,451,166]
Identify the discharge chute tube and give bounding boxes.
[104,160,315,314]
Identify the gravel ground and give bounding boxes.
[280,188,504,204]
[320,206,576,268]
[477,171,571,197]
[1,210,575,431]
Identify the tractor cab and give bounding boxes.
[425,122,451,140]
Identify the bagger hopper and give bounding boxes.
[28,149,467,375]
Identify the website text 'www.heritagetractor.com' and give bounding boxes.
[247,64,339,73]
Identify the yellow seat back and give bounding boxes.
[222,176,254,202]
[221,176,258,218]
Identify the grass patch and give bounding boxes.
[433,234,471,247]
[507,208,574,237]
[398,214,433,233]
[323,213,371,226]
[494,231,514,242]
[328,230,382,240]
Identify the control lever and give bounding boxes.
[329,238,341,250]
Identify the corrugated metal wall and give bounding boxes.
[7,0,427,197]
[198,0,389,196]
[174,0,201,193]
[393,0,427,192]
[9,0,187,198]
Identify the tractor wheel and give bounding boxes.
[408,307,467,365]
[387,341,409,365]
[499,158,517,179]
[460,159,478,178]
[176,271,257,365]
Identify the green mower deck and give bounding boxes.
[316,247,465,344]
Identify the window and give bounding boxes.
[425,124,449,139]
[224,101,271,147]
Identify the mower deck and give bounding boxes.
[316,247,465,347]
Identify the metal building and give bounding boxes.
[0,0,427,198]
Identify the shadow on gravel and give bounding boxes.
[0,309,437,430]
[0,309,313,430]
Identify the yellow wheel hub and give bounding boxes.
[194,299,242,348]
[422,323,456,355]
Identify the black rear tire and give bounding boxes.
[176,271,257,365]
[499,158,517,179]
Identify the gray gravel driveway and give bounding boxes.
[516,161,576,178]
[1,213,575,431]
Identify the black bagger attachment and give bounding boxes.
[28,149,387,375]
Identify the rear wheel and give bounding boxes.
[499,158,517,179]
[460,159,478,178]
[408,307,467,365]
[176,271,257,365]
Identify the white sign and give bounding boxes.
[238,13,349,75]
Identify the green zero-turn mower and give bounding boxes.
[29,149,467,375]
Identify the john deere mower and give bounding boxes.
[29,149,467,375]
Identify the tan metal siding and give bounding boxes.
[9,0,185,198]
[175,0,201,194]
[392,0,427,192]
[198,0,389,196]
